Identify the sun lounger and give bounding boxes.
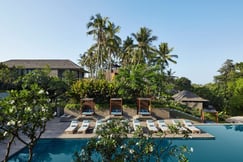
[93,119,103,133]
[77,120,90,134]
[133,119,141,131]
[157,120,170,133]
[146,120,158,132]
[171,119,187,133]
[182,120,201,133]
[65,120,79,134]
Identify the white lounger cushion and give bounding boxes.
[157,120,169,132]
[133,119,140,131]
[146,120,158,132]
[78,120,90,133]
[182,120,201,133]
[65,120,79,133]
[171,119,187,132]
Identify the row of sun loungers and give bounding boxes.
[133,119,201,134]
[65,118,201,134]
[65,120,90,134]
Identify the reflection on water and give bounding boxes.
[234,125,243,131]
[224,124,243,132]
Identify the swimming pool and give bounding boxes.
[8,124,243,162]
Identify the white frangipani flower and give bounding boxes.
[7,120,15,126]
[25,107,31,112]
[10,100,15,104]
[38,89,44,94]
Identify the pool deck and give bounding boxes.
[0,117,216,161]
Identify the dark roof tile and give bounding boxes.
[2,59,85,71]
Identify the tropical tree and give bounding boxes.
[214,59,235,113]
[0,68,68,161]
[87,13,109,77]
[120,36,135,66]
[79,48,96,78]
[62,70,78,86]
[153,42,178,73]
[0,63,20,90]
[228,78,243,114]
[106,21,121,68]
[174,77,193,91]
[131,27,157,65]
[0,84,53,162]
[114,64,159,99]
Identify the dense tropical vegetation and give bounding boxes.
[0,13,242,161]
[0,69,68,162]
[78,13,243,119]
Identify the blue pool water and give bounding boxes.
[8,124,243,162]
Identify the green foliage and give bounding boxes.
[15,68,51,90]
[65,103,80,111]
[212,60,243,116]
[193,83,223,111]
[70,79,118,103]
[73,119,192,162]
[62,70,78,86]
[0,69,67,162]
[0,84,53,162]
[114,64,160,100]
[0,63,20,90]
[175,77,192,91]
[228,78,243,115]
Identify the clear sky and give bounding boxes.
[0,0,242,84]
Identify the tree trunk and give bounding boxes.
[4,135,15,162]
[28,145,33,162]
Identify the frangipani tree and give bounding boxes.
[0,84,53,162]
[73,119,192,162]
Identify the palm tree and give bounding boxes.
[154,42,178,73]
[131,27,157,65]
[120,36,135,66]
[79,47,96,78]
[87,13,108,77]
[105,21,121,76]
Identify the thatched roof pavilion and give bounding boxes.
[173,90,208,102]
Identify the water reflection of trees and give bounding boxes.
[224,125,243,132]
[234,125,243,131]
